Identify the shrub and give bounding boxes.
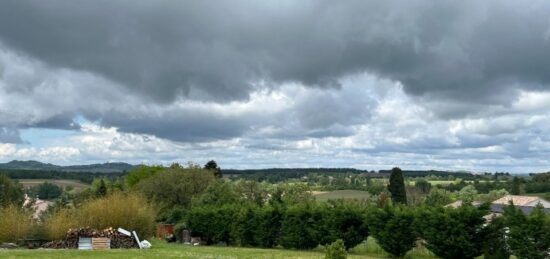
[279,204,324,249]
[44,208,78,240]
[253,205,282,248]
[0,205,34,242]
[28,182,63,200]
[504,204,550,259]
[323,200,368,250]
[482,216,510,259]
[368,205,416,257]
[0,175,24,207]
[415,204,489,259]
[228,204,283,248]
[325,239,347,259]
[76,192,156,238]
[186,205,237,245]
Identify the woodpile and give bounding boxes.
[42,240,66,249]
[44,227,138,249]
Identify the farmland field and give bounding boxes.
[17,179,90,192]
[314,190,372,201]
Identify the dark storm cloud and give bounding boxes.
[1,0,550,105]
[99,111,249,142]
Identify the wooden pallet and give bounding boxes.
[91,237,111,250]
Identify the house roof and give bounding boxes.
[490,203,550,215]
[492,195,541,206]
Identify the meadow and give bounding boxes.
[17,179,90,192]
[313,190,372,201]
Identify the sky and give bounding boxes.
[1,0,550,173]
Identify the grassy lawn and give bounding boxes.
[313,190,372,201]
[0,240,389,259]
[17,179,90,192]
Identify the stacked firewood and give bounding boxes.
[63,227,138,249]
[42,240,66,249]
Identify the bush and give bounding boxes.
[44,208,78,240]
[504,204,550,259]
[482,216,510,259]
[368,204,416,257]
[415,204,488,259]
[0,175,24,207]
[0,205,35,242]
[186,205,237,245]
[279,204,324,249]
[323,200,368,250]
[75,192,156,238]
[28,182,63,200]
[325,239,347,259]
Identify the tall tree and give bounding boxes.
[204,160,222,178]
[388,167,407,204]
[511,176,521,195]
[0,175,24,207]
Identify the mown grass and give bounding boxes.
[0,239,377,259]
[0,238,438,259]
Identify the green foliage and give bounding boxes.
[0,175,24,207]
[0,204,35,242]
[323,200,368,250]
[126,165,164,187]
[388,167,407,204]
[95,179,107,197]
[28,181,63,200]
[457,185,477,203]
[415,179,432,194]
[504,204,550,259]
[368,205,416,257]
[234,180,269,206]
[193,180,240,207]
[511,176,521,195]
[325,239,347,259]
[482,216,510,259]
[136,164,216,220]
[423,188,451,206]
[186,205,237,245]
[415,204,489,259]
[204,160,222,178]
[279,204,325,249]
[478,189,508,203]
[276,183,315,206]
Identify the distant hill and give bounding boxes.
[0,160,135,173]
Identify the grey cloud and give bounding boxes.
[1,0,550,106]
[0,127,23,144]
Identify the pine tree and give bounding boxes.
[388,167,407,204]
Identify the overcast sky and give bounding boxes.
[1,0,550,172]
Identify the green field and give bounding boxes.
[0,240,377,259]
[313,190,372,201]
[17,179,90,192]
[0,239,437,259]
